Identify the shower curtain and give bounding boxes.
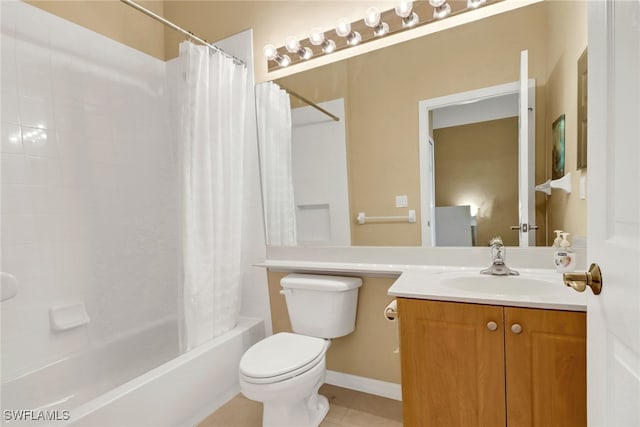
[179,41,248,351]
[255,82,297,246]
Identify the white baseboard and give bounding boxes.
[325,370,402,401]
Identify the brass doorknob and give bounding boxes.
[563,263,603,295]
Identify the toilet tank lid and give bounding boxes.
[281,274,362,291]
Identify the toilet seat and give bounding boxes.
[240,333,329,385]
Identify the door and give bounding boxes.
[587,2,640,426]
[518,50,537,246]
[419,136,435,247]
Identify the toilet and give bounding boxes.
[239,273,363,427]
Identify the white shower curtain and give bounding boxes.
[179,41,247,351]
[255,82,297,246]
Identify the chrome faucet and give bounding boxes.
[480,237,519,276]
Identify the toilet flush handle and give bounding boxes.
[279,289,292,296]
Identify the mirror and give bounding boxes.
[257,1,588,247]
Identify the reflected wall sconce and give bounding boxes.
[264,0,495,71]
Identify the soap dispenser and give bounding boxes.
[552,230,564,248]
[554,232,576,272]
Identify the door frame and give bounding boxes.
[418,79,536,247]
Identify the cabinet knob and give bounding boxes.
[511,323,523,334]
[486,321,498,331]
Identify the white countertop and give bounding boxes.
[258,260,587,312]
[388,267,587,312]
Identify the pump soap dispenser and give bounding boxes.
[552,230,563,248]
[554,232,576,272]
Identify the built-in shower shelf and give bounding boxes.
[49,303,90,332]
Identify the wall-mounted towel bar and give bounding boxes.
[357,210,416,225]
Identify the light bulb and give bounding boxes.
[278,54,291,67]
[467,0,486,8]
[322,39,336,54]
[395,1,413,18]
[374,22,389,37]
[364,7,381,27]
[285,37,301,53]
[335,18,352,37]
[300,47,313,60]
[346,31,361,46]
[433,3,451,19]
[262,44,278,60]
[309,28,325,46]
[402,12,419,28]
[428,0,446,7]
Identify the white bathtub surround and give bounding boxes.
[68,318,264,427]
[1,0,178,380]
[2,3,270,425]
[2,317,263,427]
[255,82,297,246]
[178,41,248,351]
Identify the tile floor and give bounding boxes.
[198,384,403,427]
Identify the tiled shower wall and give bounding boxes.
[1,1,179,378]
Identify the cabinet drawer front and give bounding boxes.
[398,298,506,427]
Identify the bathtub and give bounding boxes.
[1,317,265,426]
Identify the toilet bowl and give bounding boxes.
[239,333,331,427]
[238,274,362,427]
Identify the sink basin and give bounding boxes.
[436,272,562,296]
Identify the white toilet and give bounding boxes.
[239,273,362,427]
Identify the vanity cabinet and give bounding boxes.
[398,298,586,427]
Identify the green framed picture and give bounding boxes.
[552,115,566,180]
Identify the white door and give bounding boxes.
[587,1,640,426]
[517,50,536,246]
[419,136,435,247]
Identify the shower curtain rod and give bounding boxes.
[120,0,337,122]
[280,86,340,122]
[119,0,245,66]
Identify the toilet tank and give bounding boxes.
[280,274,363,338]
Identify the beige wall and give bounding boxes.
[267,271,401,384]
[27,0,166,60]
[544,1,588,243]
[434,117,520,247]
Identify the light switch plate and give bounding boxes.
[396,195,408,208]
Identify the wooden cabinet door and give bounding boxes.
[504,307,586,427]
[398,298,506,427]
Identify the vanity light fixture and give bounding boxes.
[285,37,313,60]
[395,1,419,28]
[309,28,336,54]
[429,0,452,19]
[264,0,494,71]
[335,18,362,46]
[263,44,291,67]
[364,7,389,37]
[467,0,487,9]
